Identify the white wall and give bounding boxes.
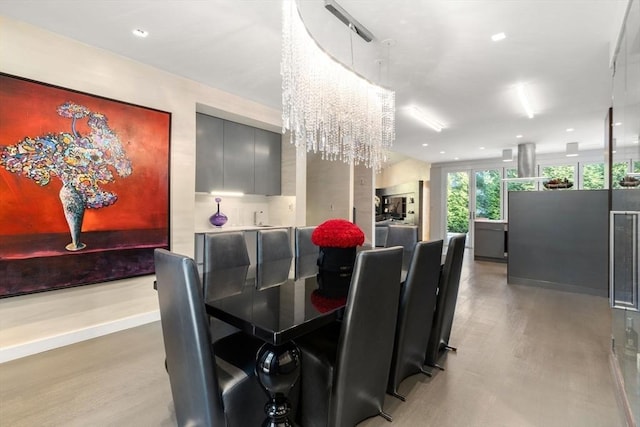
[305,152,351,225]
[377,157,432,240]
[0,16,285,362]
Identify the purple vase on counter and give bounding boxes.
[209,197,228,227]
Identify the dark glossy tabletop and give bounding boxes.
[203,254,351,345]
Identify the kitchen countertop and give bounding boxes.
[195,225,291,234]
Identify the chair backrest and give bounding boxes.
[385,225,419,251]
[204,232,250,271]
[385,225,419,271]
[154,249,225,426]
[330,246,403,427]
[204,232,250,299]
[257,229,292,263]
[425,234,466,365]
[375,226,389,247]
[295,226,318,257]
[387,239,443,395]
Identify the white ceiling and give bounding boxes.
[0,0,632,165]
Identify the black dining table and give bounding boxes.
[203,253,352,426]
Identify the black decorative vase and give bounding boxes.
[317,246,357,276]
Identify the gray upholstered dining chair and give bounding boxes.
[295,226,319,279]
[385,224,419,251]
[385,224,419,270]
[153,248,266,427]
[375,225,389,247]
[425,233,466,370]
[203,232,250,340]
[257,228,292,263]
[295,226,318,257]
[387,239,444,401]
[296,246,404,427]
[204,232,250,272]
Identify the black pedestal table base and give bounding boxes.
[256,341,301,427]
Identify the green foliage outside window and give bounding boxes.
[542,165,575,186]
[583,162,629,189]
[447,172,469,233]
[582,163,605,189]
[506,168,536,192]
[475,170,501,219]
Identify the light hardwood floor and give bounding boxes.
[0,253,625,427]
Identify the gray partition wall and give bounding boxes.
[508,190,608,296]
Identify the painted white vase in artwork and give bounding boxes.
[59,184,87,251]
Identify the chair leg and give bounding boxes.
[428,363,445,371]
[379,411,393,422]
[445,344,457,352]
[420,367,433,377]
[390,391,406,402]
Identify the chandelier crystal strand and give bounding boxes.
[281,0,395,172]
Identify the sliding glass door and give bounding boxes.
[446,171,470,245]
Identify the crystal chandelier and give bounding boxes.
[281,0,395,172]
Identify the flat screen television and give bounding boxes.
[387,196,405,219]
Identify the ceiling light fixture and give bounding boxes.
[422,143,429,147]
[439,151,445,154]
[502,149,513,162]
[281,0,395,172]
[517,83,534,118]
[566,128,574,132]
[491,32,506,41]
[324,0,374,42]
[479,146,485,150]
[614,122,622,126]
[566,142,579,157]
[516,134,523,139]
[132,29,148,38]
[408,106,445,132]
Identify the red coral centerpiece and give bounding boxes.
[312,219,364,276]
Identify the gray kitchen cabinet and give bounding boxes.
[254,128,281,195]
[474,220,508,262]
[196,113,281,195]
[195,113,223,193]
[223,120,255,194]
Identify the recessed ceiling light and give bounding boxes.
[479,146,485,150]
[454,157,460,160]
[566,128,574,132]
[491,32,506,42]
[439,151,445,154]
[132,29,149,38]
[614,122,622,126]
[422,143,429,147]
[516,134,523,138]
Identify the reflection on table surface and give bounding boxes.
[203,255,351,345]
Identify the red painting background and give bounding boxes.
[0,74,170,236]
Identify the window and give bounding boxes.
[475,169,501,220]
[505,168,536,192]
[447,171,469,234]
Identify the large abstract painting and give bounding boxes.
[0,73,171,297]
